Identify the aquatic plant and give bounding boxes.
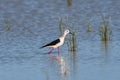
[43,70,50,80]
[99,15,112,41]
[66,23,77,51]
[58,17,64,36]
[87,19,92,32]
[58,17,77,51]
[66,0,72,6]
[5,18,10,31]
[68,29,77,51]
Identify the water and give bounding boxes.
[0,0,120,80]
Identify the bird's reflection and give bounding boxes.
[49,54,69,79]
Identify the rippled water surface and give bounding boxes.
[0,0,120,80]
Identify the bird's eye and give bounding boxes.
[65,30,69,33]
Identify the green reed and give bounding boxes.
[99,15,112,41]
[59,17,64,36]
[67,23,77,51]
[68,30,77,51]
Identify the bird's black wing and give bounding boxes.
[40,39,60,48]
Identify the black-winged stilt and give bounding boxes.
[41,29,71,55]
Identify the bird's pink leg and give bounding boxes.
[58,47,60,56]
[48,48,54,54]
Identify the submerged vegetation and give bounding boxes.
[87,19,92,32]
[59,17,64,36]
[67,28,77,51]
[99,15,112,41]
[5,18,11,31]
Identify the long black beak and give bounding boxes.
[69,32,73,34]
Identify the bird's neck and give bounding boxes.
[61,33,67,38]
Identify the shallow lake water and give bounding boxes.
[0,0,120,80]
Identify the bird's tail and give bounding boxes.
[40,45,46,49]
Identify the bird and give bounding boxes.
[40,29,71,55]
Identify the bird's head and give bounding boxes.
[64,29,72,35]
[64,29,70,34]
